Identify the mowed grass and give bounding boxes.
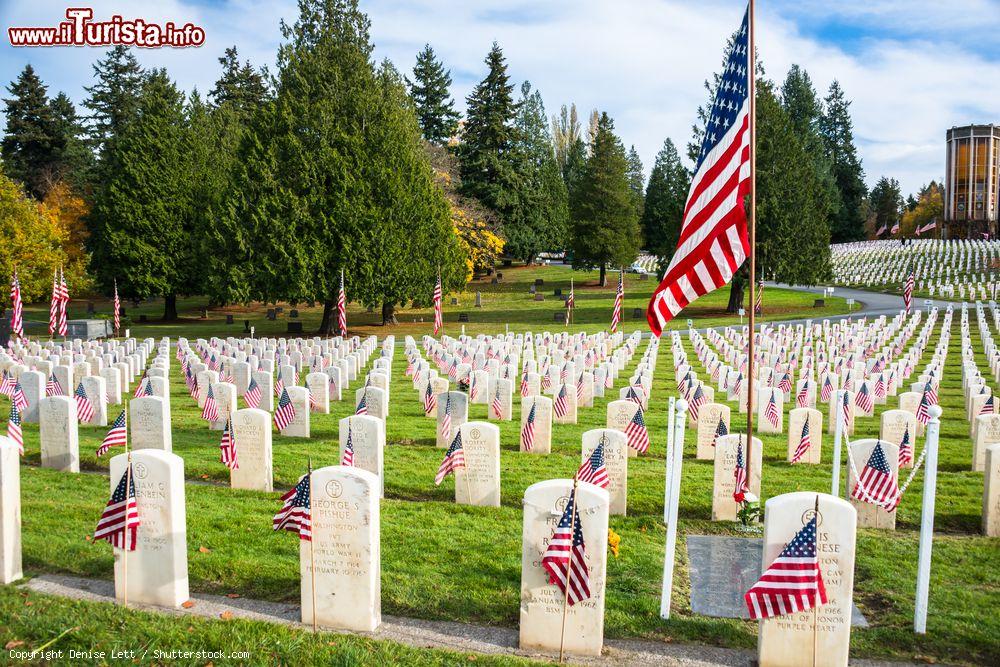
[16,263,847,340]
[3,299,999,665]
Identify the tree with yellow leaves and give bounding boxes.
[0,166,65,304]
[900,181,943,238]
[42,181,93,292]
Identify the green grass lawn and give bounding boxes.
[3,270,998,665]
[17,263,847,340]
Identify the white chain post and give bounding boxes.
[831,389,844,496]
[663,396,676,525]
[660,398,687,620]
[914,404,942,633]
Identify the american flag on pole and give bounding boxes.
[754,280,763,315]
[625,405,650,453]
[341,424,355,467]
[540,486,591,606]
[274,388,296,431]
[764,391,780,428]
[791,419,811,463]
[744,513,827,619]
[646,6,751,336]
[576,438,609,488]
[220,415,238,470]
[97,409,127,457]
[93,466,140,551]
[852,442,901,512]
[611,271,623,333]
[554,384,569,418]
[6,402,24,456]
[113,279,121,335]
[520,402,537,451]
[57,267,68,336]
[337,270,348,336]
[48,269,60,336]
[74,382,95,423]
[244,376,262,409]
[565,279,575,325]
[273,473,311,540]
[733,438,750,503]
[202,383,220,422]
[9,272,23,340]
[433,274,443,335]
[435,431,466,485]
[903,267,914,314]
[898,425,912,467]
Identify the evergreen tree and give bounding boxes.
[819,80,867,242]
[49,92,94,192]
[459,43,520,228]
[570,112,640,285]
[209,46,269,113]
[83,46,145,159]
[562,136,587,209]
[869,176,902,236]
[2,65,59,198]
[625,145,645,223]
[506,81,569,261]
[640,138,689,274]
[407,44,459,143]
[89,69,190,319]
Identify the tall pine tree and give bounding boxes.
[820,81,867,242]
[209,46,269,113]
[2,65,59,198]
[570,112,640,286]
[625,145,645,223]
[408,44,459,143]
[869,177,902,237]
[641,138,689,275]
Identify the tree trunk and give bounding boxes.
[318,298,336,335]
[381,302,397,326]
[599,264,607,287]
[162,294,178,321]
[727,278,746,314]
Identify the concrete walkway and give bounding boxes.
[20,574,919,666]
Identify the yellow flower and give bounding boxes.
[608,528,621,558]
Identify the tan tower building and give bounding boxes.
[946,124,999,234]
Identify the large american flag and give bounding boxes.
[646,6,751,336]
[74,382,95,423]
[97,409,127,457]
[791,419,811,463]
[576,438,609,488]
[625,406,650,453]
[49,269,59,336]
[273,388,296,431]
[433,274,443,335]
[93,466,140,550]
[9,272,23,340]
[6,402,23,456]
[521,402,537,451]
[220,415,238,470]
[852,442,901,512]
[337,270,348,336]
[113,279,121,335]
[540,487,591,606]
[611,271,623,333]
[903,267,914,314]
[744,513,827,619]
[273,473,311,540]
[435,431,466,485]
[57,267,68,336]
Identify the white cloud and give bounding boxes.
[2,0,997,196]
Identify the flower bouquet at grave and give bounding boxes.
[735,493,762,532]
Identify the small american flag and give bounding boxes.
[611,271,623,333]
[924,382,938,406]
[133,371,148,398]
[435,431,466,485]
[93,466,140,550]
[855,384,873,414]
[433,274,443,335]
[840,391,851,430]
[274,388,296,431]
[0,371,14,397]
[520,371,530,397]
[273,473,311,541]
[220,416,238,470]
[341,425,355,467]
[46,374,63,397]
[576,438,609,488]
[898,425,912,467]
[75,382,95,423]
[852,442,901,512]
[915,389,932,425]
[554,384,569,418]
[202,383,220,422]
[424,383,437,415]
[274,378,284,398]
[821,376,833,402]
[980,395,995,416]
[143,381,153,397]
[754,281,763,315]
[97,409,127,457]
[492,385,503,419]
[6,402,24,456]
[521,402,537,451]
[873,375,886,399]
[711,416,728,447]
[440,393,452,442]
[688,385,706,420]
[625,406,650,453]
[796,384,809,408]
[764,391,780,428]
[565,279,574,325]
[9,272,23,340]
[469,374,479,402]
[744,513,827,619]
[244,377,262,409]
[541,487,591,606]
[777,373,791,394]
[903,268,914,314]
[791,419,811,463]
[337,270,347,336]
[733,439,749,503]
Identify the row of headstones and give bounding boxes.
[0,441,873,664]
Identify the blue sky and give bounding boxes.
[2,0,999,196]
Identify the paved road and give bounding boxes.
[767,283,956,318]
